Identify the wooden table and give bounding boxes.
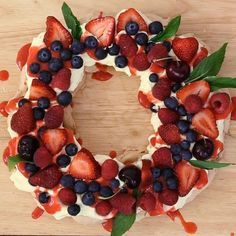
[0,0,236,235]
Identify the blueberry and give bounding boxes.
[100,186,113,198]
[67,204,81,216]
[166,177,178,190]
[85,36,98,49]
[37,97,50,109]
[71,40,85,54]
[33,107,45,120]
[71,56,83,69]
[135,33,148,45]
[177,105,187,116]
[95,47,108,60]
[56,154,71,167]
[186,129,198,143]
[39,192,50,204]
[18,98,30,107]
[30,63,40,74]
[37,48,51,62]
[88,181,100,192]
[170,144,181,155]
[60,49,72,61]
[177,120,190,134]
[125,21,139,35]
[144,42,155,54]
[164,97,179,110]
[25,163,39,173]
[180,140,190,150]
[171,83,182,92]
[162,168,174,179]
[151,167,161,180]
[149,21,163,35]
[162,40,172,52]
[150,103,158,113]
[115,55,128,68]
[50,40,63,52]
[82,192,95,206]
[149,73,159,83]
[108,44,120,56]
[48,58,63,72]
[60,174,75,188]
[187,114,193,122]
[180,150,192,160]
[57,91,72,106]
[38,70,52,84]
[153,181,162,193]
[173,154,182,163]
[65,143,78,156]
[74,180,88,194]
[110,179,120,189]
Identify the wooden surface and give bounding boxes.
[0,0,236,235]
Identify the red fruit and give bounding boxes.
[152,79,171,101]
[40,128,67,155]
[172,37,199,62]
[50,68,71,91]
[11,103,36,135]
[101,159,119,180]
[44,105,64,129]
[110,193,136,215]
[152,147,173,168]
[192,108,219,139]
[158,189,178,206]
[138,91,152,109]
[192,47,208,67]
[44,16,72,48]
[158,124,181,144]
[139,159,153,191]
[29,164,62,189]
[176,80,210,104]
[231,97,236,120]
[209,92,231,114]
[158,108,179,125]
[92,71,113,81]
[138,192,156,212]
[175,161,200,197]
[58,187,77,206]
[95,201,113,216]
[133,53,151,71]
[85,16,115,47]
[117,34,138,57]
[30,79,56,100]
[184,94,203,114]
[33,146,53,169]
[147,44,168,65]
[117,8,148,33]
[69,148,101,180]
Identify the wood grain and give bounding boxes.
[0,0,236,235]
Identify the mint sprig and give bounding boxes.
[204,76,236,91]
[150,15,181,42]
[189,160,234,170]
[7,154,24,171]
[62,2,82,39]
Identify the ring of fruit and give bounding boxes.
[2,3,236,236]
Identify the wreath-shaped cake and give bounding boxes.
[1,3,236,236]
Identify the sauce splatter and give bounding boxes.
[32,206,44,219]
[138,91,152,109]
[0,70,9,81]
[0,101,8,117]
[95,62,108,71]
[92,71,113,81]
[16,43,31,70]
[109,150,117,159]
[102,219,113,232]
[230,232,235,236]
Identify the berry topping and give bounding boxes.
[95,201,112,216]
[177,120,190,134]
[57,91,72,107]
[51,68,71,91]
[166,177,178,190]
[65,143,78,156]
[177,105,187,116]
[95,47,108,60]
[84,36,98,49]
[48,58,63,72]
[147,44,168,64]
[153,181,162,193]
[144,41,155,54]
[133,52,151,71]
[158,124,181,144]
[180,150,192,160]
[149,21,163,34]
[149,73,159,83]
[125,21,139,35]
[88,181,101,193]
[170,144,181,155]
[151,167,161,180]
[138,192,156,212]
[37,97,50,109]
[108,44,120,56]
[164,96,179,110]
[152,79,171,101]
[180,140,190,150]
[162,168,175,179]
[71,55,83,69]
[39,192,50,204]
[158,189,178,206]
[117,34,138,57]
[184,94,203,114]
[44,105,64,129]
[60,174,75,188]
[56,154,71,167]
[209,92,231,114]
[39,70,53,84]
[101,159,119,180]
[186,129,198,143]
[60,49,72,61]
[67,204,80,216]
[110,179,120,189]
[33,107,45,120]
[50,40,63,52]
[135,32,148,45]
[115,55,128,68]
[18,98,30,107]
[30,63,40,74]
[100,186,113,198]
[152,147,174,168]
[158,108,180,125]
[71,40,85,54]
[192,139,214,160]
[171,83,182,92]
[25,163,39,174]
[163,40,172,52]
[33,146,53,168]
[37,48,51,62]
[58,187,77,205]
[74,180,88,194]
[82,192,95,206]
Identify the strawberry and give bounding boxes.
[192,47,208,67]
[172,37,199,62]
[33,146,53,169]
[69,148,101,180]
[58,187,77,205]
[139,159,153,191]
[138,192,156,212]
[192,108,219,139]
[176,80,210,104]
[158,189,179,206]
[110,193,136,215]
[133,53,151,71]
[175,161,200,197]
[29,164,62,189]
[158,108,180,125]
[152,147,174,168]
[95,201,113,216]
[158,124,181,144]
[117,8,148,33]
[147,44,168,66]
[101,159,119,180]
[11,103,36,135]
[30,79,56,100]
[117,34,138,57]
[138,91,152,109]
[85,16,115,47]
[44,16,72,48]
[50,68,71,91]
[184,94,203,114]
[209,92,231,114]
[44,105,64,129]
[152,79,171,101]
[40,128,67,155]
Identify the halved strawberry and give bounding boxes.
[133,53,150,71]
[138,192,156,212]
[158,124,181,144]
[192,47,208,67]
[176,80,210,104]
[138,91,152,109]
[95,201,113,216]
[192,108,219,139]
[117,8,148,33]
[69,148,101,180]
[117,34,138,57]
[175,161,200,197]
[158,189,179,206]
[158,108,180,125]
[50,68,71,91]
[40,128,67,155]
[152,147,174,168]
[85,16,115,47]
[44,105,64,129]
[147,44,168,66]
[139,159,153,191]
[44,16,72,48]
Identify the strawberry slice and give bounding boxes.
[192,108,219,139]
[44,16,72,48]
[69,148,101,180]
[85,16,115,47]
[152,147,174,168]
[175,161,200,197]
[192,47,208,67]
[158,124,181,144]
[176,80,210,104]
[50,68,71,91]
[117,8,148,33]
[40,128,67,155]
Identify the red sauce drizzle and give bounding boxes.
[0,101,8,117]
[102,219,113,232]
[138,91,152,109]
[109,150,117,159]
[92,71,113,81]
[95,62,108,71]
[32,207,44,219]
[16,43,31,70]
[230,232,235,236]
[0,70,9,81]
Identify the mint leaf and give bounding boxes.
[8,155,23,171]
[204,76,236,91]
[189,160,233,170]
[62,2,82,39]
[150,15,181,42]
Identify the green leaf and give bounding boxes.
[204,76,236,91]
[132,188,142,198]
[150,15,181,42]
[61,2,82,39]
[7,155,23,171]
[186,43,228,83]
[189,160,233,170]
[111,213,136,236]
